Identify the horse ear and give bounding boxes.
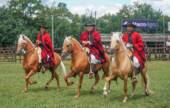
[23,35,26,40]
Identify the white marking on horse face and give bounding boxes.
[18,34,27,45]
[65,36,71,44]
[110,32,121,49]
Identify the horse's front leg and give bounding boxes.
[64,70,75,86]
[75,72,84,98]
[47,68,60,90]
[24,70,35,92]
[103,74,115,96]
[123,76,128,103]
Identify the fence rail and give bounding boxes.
[0,47,16,62]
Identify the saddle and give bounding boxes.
[127,49,141,74]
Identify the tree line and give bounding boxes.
[0,0,170,47]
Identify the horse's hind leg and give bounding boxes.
[131,71,137,97]
[131,80,137,97]
[91,72,100,92]
[45,72,54,89]
[75,72,84,98]
[53,72,60,89]
[141,69,151,96]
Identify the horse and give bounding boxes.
[16,34,66,92]
[61,36,110,98]
[103,33,152,103]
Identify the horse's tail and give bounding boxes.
[60,60,67,76]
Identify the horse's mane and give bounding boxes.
[65,36,83,50]
[111,32,126,50]
[19,34,35,47]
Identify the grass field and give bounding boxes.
[0,61,170,108]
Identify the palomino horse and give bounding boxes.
[103,33,152,102]
[16,34,66,92]
[61,36,110,98]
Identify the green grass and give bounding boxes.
[0,61,170,108]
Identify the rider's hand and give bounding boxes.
[82,41,91,45]
[86,41,91,45]
[126,43,133,48]
[36,40,42,45]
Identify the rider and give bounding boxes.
[80,20,106,79]
[122,22,146,82]
[36,25,54,71]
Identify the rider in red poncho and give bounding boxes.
[80,21,106,78]
[36,25,54,70]
[122,22,146,82]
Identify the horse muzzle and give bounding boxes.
[16,49,26,56]
[110,48,115,55]
[61,52,69,60]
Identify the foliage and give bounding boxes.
[0,1,170,47]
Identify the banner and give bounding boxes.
[168,22,170,31]
[122,19,158,30]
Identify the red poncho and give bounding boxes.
[80,30,105,63]
[122,31,146,69]
[36,32,54,66]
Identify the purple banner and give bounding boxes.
[122,19,158,29]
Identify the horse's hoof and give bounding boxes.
[45,86,48,90]
[122,97,128,103]
[145,91,150,96]
[31,81,37,85]
[23,89,28,93]
[103,91,108,96]
[108,90,111,94]
[67,81,74,86]
[74,95,80,98]
[131,93,135,98]
[123,100,127,103]
[90,87,95,93]
[33,81,37,84]
[57,87,61,91]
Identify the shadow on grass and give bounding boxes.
[29,86,66,93]
[108,92,149,102]
[65,89,103,97]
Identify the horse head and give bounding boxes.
[61,36,73,58]
[16,34,34,55]
[110,32,122,54]
[61,36,83,59]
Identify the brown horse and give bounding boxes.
[16,34,66,92]
[103,33,152,102]
[61,36,110,98]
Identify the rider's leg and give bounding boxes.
[132,56,140,83]
[89,54,97,79]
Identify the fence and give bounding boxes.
[0,47,16,62]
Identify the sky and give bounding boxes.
[0,0,170,17]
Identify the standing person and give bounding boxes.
[122,22,146,82]
[36,25,54,71]
[80,21,106,78]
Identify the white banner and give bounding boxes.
[168,22,170,31]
